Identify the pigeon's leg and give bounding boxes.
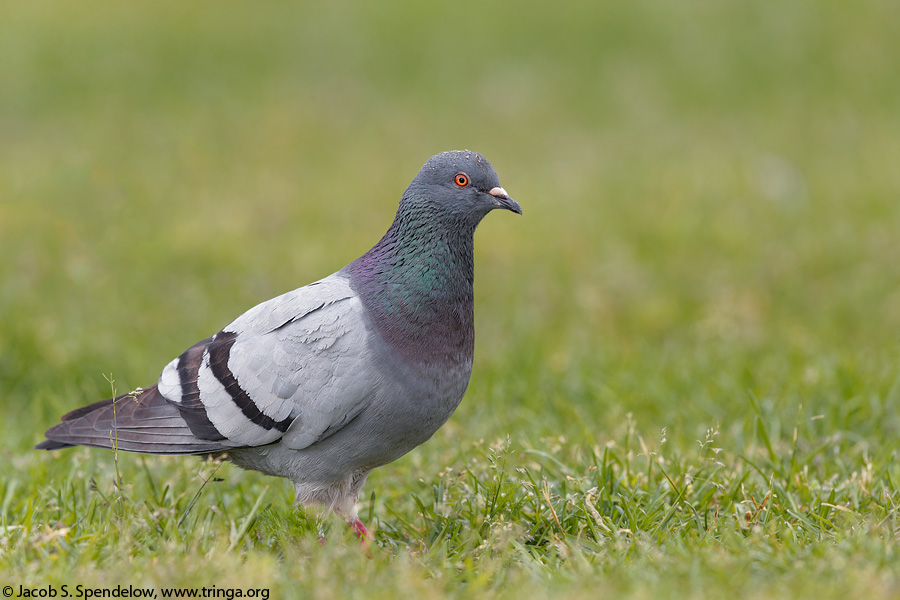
[297,472,373,548]
[349,518,371,540]
[338,508,372,547]
[348,517,374,558]
[337,470,373,543]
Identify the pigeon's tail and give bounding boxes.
[36,386,232,455]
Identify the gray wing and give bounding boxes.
[157,272,379,450]
[35,386,234,454]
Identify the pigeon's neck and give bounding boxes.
[347,204,477,368]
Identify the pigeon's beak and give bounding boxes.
[488,187,523,215]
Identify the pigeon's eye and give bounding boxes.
[454,173,469,187]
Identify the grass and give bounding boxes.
[3,0,900,597]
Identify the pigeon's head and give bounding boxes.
[405,150,522,223]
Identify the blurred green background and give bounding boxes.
[3,0,899,446]
[2,0,900,595]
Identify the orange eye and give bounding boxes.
[454,173,469,187]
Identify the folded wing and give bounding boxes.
[39,273,380,455]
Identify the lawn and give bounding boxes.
[2,1,900,598]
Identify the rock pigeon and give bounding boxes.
[36,150,521,540]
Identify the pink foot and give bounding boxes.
[350,519,374,557]
[350,518,371,540]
